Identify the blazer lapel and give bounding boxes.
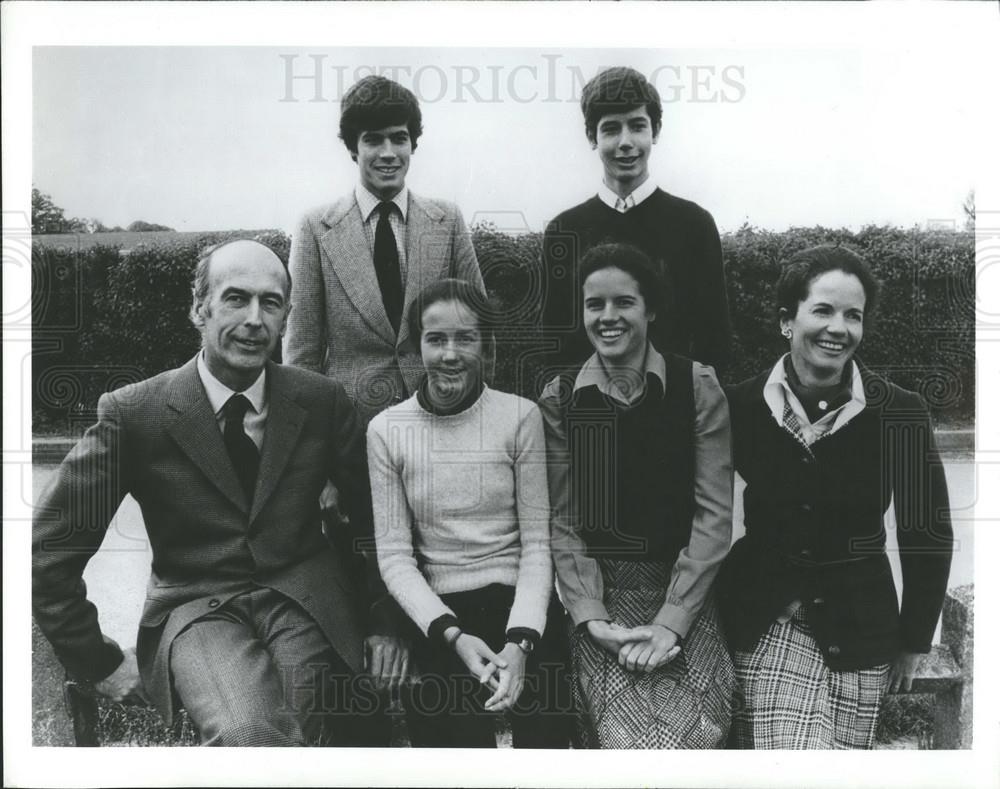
[320,196,397,346]
[249,363,306,524]
[166,357,248,513]
[398,193,448,350]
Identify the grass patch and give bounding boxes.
[876,694,934,748]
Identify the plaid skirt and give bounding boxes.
[570,560,735,749]
[731,607,890,749]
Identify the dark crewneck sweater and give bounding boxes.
[540,189,731,382]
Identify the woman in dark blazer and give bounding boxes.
[718,244,953,749]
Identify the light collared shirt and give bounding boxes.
[574,343,667,405]
[196,352,268,451]
[541,345,733,637]
[597,176,658,214]
[355,183,409,281]
[762,354,866,447]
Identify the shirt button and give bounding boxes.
[812,597,826,606]
[828,645,841,656]
[208,598,221,608]
[801,504,812,513]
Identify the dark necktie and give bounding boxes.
[373,201,403,334]
[223,394,259,502]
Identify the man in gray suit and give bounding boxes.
[283,75,486,425]
[33,240,399,746]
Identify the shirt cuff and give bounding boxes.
[566,598,611,627]
[427,613,461,645]
[652,602,698,639]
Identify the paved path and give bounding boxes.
[31,458,977,649]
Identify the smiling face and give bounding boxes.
[419,298,485,409]
[780,269,866,384]
[583,266,655,370]
[592,107,659,196]
[356,123,412,200]
[194,241,290,391]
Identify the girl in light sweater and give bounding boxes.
[367,278,571,748]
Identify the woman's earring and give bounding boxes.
[781,328,792,339]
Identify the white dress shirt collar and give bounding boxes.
[355,183,409,223]
[762,353,866,442]
[597,177,657,213]
[196,352,267,417]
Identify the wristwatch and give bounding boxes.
[506,634,536,654]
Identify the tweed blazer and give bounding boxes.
[718,364,953,671]
[283,191,484,423]
[32,357,387,722]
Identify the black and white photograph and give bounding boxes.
[4,2,998,787]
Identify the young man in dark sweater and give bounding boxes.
[540,67,731,383]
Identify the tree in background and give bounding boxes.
[31,187,84,234]
[127,220,175,232]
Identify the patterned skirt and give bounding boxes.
[570,560,735,749]
[731,607,890,749]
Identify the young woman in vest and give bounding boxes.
[718,245,954,749]
[538,242,735,748]
[367,278,572,748]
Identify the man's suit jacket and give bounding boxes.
[33,357,385,723]
[283,191,484,423]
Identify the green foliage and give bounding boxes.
[723,225,974,421]
[32,231,290,425]
[876,694,934,747]
[126,220,176,232]
[32,224,974,426]
[31,186,86,234]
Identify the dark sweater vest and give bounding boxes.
[558,354,695,566]
[541,189,730,376]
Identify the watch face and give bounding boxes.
[518,638,534,653]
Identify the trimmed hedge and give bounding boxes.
[32,224,973,428]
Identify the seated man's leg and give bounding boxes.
[254,588,390,747]
[170,597,306,747]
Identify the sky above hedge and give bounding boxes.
[30,30,989,236]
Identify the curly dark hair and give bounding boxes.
[339,75,423,155]
[775,244,881,325]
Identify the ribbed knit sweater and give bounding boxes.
[367,387,553,636]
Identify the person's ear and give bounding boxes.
[779,308,793,339]
[191,298,206,329]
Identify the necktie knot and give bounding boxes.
[224,393,252,423]
[377,201,395,220]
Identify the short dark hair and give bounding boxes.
[775,244,881,324]
[339,76,423,155]
[407,278,496,354]
[581,67,663,144]
[579,242,665,316]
